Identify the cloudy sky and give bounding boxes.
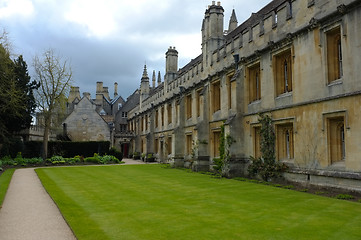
[1,0,270,99]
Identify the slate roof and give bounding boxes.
[226,0,286,42]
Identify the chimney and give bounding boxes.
[103,87,110,100]
[96,81,103,94]
[68,86,81,103]
[165,46,178,82]
[83,92,91,99]
[96,82,103,104]
[114,82,118,98]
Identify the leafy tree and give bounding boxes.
[33,49,72,159]
[0,45,21,141]
[0,29,38,156]
[0,45,25,141]
[12,55,39,131]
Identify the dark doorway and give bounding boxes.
[121,143,129,158]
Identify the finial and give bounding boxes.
[142,64,149,79]
[158,71,162,83]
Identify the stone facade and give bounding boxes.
[65,82,139,155]
[63,95,110,141]
[128,0,361,191]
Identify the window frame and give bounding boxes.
[273,49,293,96]
[196,89,202,117]
[212,130,221,158]
[326,26,343,84]
[167,103,172,124]
[253,126,262,158]
[155,109,159,128]
[154,138,159,154]
[276,123,294,161]
[167,136,172,155]
[145,114,148,131]
[186,134,192,155]
[327,116,346,164]
[211,80,221,113]
[186,94,192,120]
[248,62,261,103]
[227,73,234,110]
[161,106,164,127]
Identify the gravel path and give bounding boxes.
[0,168,77,240]
[0,158,150,240]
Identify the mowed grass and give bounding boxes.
[36,165,361,240]
[0,168,15,206]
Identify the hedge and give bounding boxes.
[22,141,110,158]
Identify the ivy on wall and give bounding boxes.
[214,122,235,176]
[248,114,287,181]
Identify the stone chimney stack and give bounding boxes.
[103,87,110,100]
[114,82,118,98]
[202,1,224,66]
[68,86,81,103]
[165,46,178,83]
[96,81,103,94]
[96,82,104,104]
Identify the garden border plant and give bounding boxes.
[0,150,124,170]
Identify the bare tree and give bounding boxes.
[33,49,72,159]
[295,125,320,171]
[0,28,13,55]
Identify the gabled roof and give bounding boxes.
[110,95,125,105]
[63,96,109,126]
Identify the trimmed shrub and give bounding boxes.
[100,155,120,164]
[0,137,24,158]
[47,155,66,164]
[22,141,111,158]
[335,194,354,200]
[108,147,123,161]
[23,141,43,158]
[133,152,140,160]
[49,141,110,157]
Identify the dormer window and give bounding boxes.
[99,109,106,116]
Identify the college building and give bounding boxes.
[127,0,361,191]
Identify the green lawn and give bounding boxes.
[0,168,15,207]
[36,165,361,240]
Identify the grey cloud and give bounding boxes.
[2,0,271,100]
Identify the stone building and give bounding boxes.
[128,0,361,191]
[63,93,111,141]
[113,89,140,157]
[65,82,132,149]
